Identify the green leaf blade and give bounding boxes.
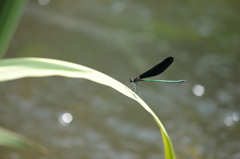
[0,57,175,159]
[0,127,47,154]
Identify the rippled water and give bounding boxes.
[0,0,240,159]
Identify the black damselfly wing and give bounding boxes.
[139,56,174,79]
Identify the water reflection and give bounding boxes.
[224,116,234,127]
[192,84,205,97]
[111,1,126,14]
[59,113,73,126]
[38,0,50,6]
[224,112,239,127]
[233,112,239,122]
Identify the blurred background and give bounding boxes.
[0,0,240,159]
